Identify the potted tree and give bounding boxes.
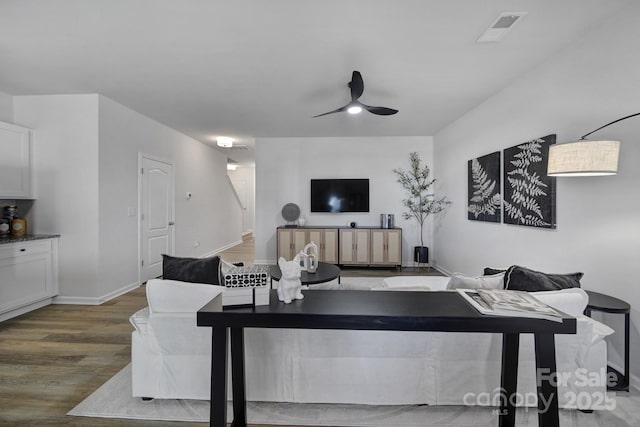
[393,152,451,266]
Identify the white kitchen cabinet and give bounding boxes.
[0,121,35,199]
[0,237,59,321]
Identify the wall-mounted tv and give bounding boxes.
[310,179,369,213]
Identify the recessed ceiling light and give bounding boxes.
[348,106,362,114]
[227,164,238,171]
[217,136,233,148]
[477,12,527,43]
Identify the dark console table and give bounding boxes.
[584,290,630,391]
[197,290,576,427]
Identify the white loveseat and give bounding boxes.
[130,277,613,410]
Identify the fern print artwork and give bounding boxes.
[503,134,556,229]
[468,151,501,222]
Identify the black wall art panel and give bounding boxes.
[468,151,501,223]
[503,134,556,229]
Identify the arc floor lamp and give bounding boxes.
[548,112,640,177]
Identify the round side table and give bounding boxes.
[584,290,630,392]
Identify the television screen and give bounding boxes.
[310,179,369,213]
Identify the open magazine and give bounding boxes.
[458,289,565,322]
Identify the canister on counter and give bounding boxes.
[0,218,9,236]
[11,218,26,237]
[3,205,17,219]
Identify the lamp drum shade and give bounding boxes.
[547,140,620,176]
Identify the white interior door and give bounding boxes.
[139,155,174,282]
[231,179,248,232]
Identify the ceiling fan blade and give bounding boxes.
[349,71,364,101]
[312,104,349,118]
[361,104,399,116]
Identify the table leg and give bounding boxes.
[210,326,228,427]
[534,333,560,427]
[499,333,519,427]
[231,327,247,427]
[623,312,630,390]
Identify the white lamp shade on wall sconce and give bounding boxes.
[548,140,620,177]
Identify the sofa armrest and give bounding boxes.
[129,307,150,334]
[146,279,225,313]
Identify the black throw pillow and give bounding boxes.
[483,267,507,276]
[162,254,220,285]
[505,265,583,292]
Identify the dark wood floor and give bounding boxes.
[0,237,442,426]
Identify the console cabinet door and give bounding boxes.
[354,230,370,264]
[339,229,370,265]
[322,229,339,264]
[370,230,386,264]
[277,229,293,260]
[339,230,355,264]
[370,229,402,266]
[386,229,402,265]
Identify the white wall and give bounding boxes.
[255,136,433,265]
[434,2,640,388]
[98,95,243,297]
[0,90,13,123]
[13,94,243,301]
[14,94,101,299]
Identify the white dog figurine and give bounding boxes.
[277,255,304,303]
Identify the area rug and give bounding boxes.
[67,364,638,426]
[68,364,496,425]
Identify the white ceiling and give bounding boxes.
[0,0,631,164]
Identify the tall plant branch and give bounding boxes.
[393,152,451,247]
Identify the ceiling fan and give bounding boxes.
[313,71,398,118]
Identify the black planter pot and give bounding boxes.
[413,246,429,264]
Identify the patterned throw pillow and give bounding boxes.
[222,264,269,288]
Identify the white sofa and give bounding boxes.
[130,277,613,410]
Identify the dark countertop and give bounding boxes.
[0,234,60,244]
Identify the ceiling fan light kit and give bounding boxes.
[313,71,398,118]
[217,136,234,148]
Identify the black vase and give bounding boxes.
[414,246,429,264]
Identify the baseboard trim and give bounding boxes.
[0,298,53,322]
[254,259,273,266]
[433,263,452,276]
[201,240,244,258]
[53,281,141,306]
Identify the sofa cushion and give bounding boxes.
[446,272,505,290]
[531,288,588,318]
[162,254,220,285]
[382,276,450,290]
[505,265,582,292]
[146,278,225,313]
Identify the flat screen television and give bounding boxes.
[310,179,369,213]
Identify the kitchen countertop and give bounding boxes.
[0,234,60,244]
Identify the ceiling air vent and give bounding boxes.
[227,144,249,151]
[477,12,527,43]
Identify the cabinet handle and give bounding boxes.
[20,248,26,252]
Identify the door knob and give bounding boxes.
[168,221,175,226]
